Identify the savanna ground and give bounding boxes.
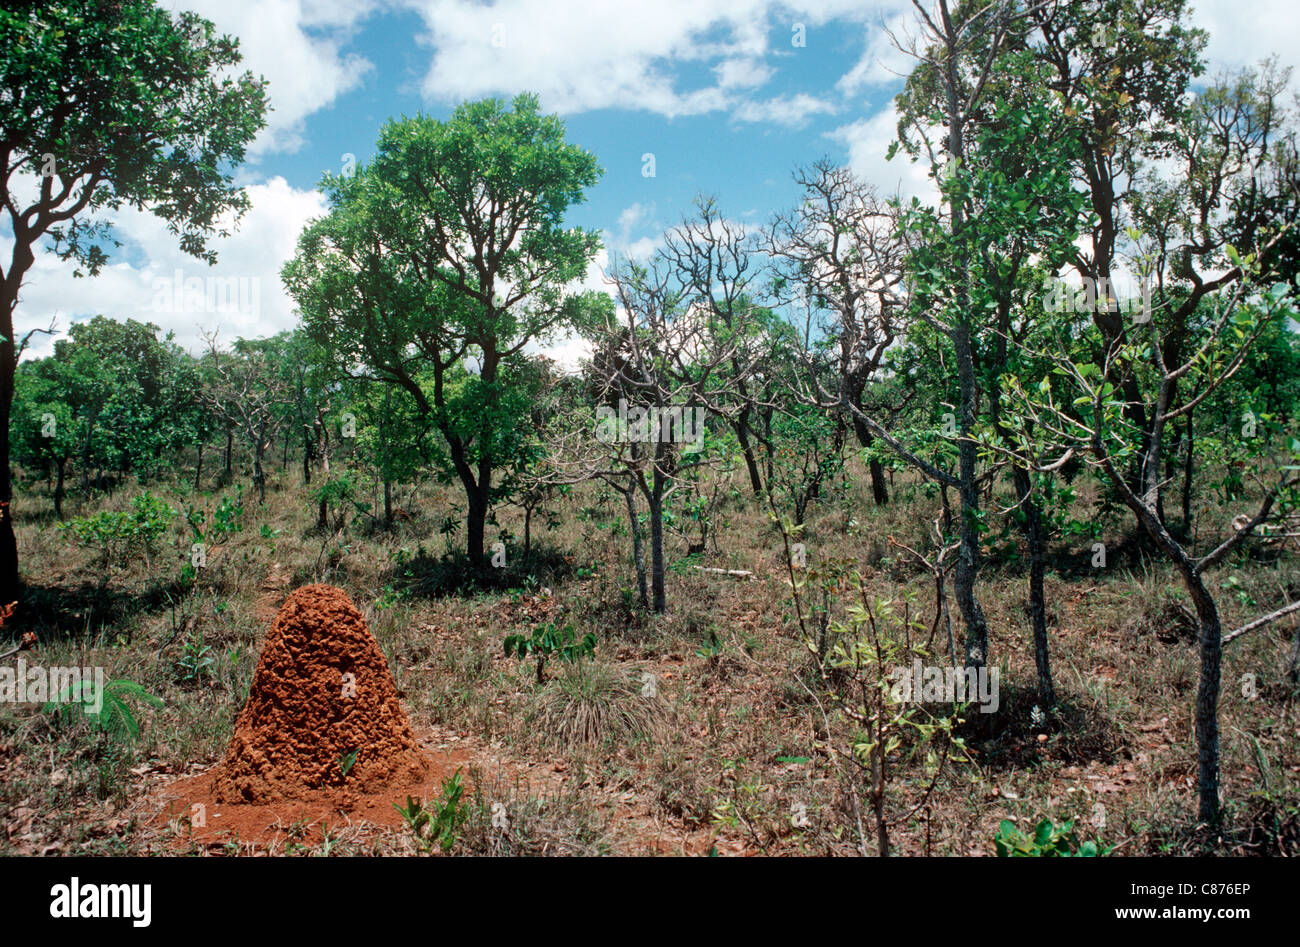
[2,451,1298,857]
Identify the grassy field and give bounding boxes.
[2,454,1297,857]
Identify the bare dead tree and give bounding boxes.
[768,160,906,506]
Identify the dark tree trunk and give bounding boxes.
[1014,467,1055,708]
[253,452,266,502]
[384,478,393,529]
[623,482,648,607]
[224,428,233,476]
[54,458,66,521]
[1189,574,1223,824]
[523,503,532,558]
[465,487,487,566]
[648,490,666,614]
[0,351,16,604]
[1182,411,1194,532]
[735,418,763,497]
[851,415,890,506]
[952,324,989,671]
[194,443,203,490]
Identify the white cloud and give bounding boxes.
[161,0,376,156]
[836,2,915,96]
[11,177,328,358]
[826,105,933,202]
[404,0,874,117]
[716,57,774,89]
[733,93,837,127]
[1192,0,1300,76]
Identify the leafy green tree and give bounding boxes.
[0,0,267,600]
[11,317,206,512]
[285,94,604,565]
[11,358,79,518]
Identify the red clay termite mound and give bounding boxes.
[213,583,427,803]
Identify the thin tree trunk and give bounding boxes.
[648,466,667,613]
[1182,411,1194,531]
[623,482,648,607]
[54,458,65,520]
[1015,467,1055,708]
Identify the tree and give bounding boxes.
[592,234,762,612]
[0,0,267,601]
[768,160,904,507]
[200,335,290,503]
[285,94,604,566]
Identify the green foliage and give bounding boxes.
[504,621,597,684]
[172,632,215,685]
[283,93,605,562]
[993,818,1113,857]
[394,771,467,853]
[44,678,164,743]
[62,492,176,570]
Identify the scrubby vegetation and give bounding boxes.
[1,0,1298,856]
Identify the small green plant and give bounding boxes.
[504,621,597,684]
[993,818,1113,856]
[394,770,467,853]
[339,749,358,780]
[44,678,164,742]
[173,632,215,684]
[62,492,177,572]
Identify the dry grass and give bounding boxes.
[0,448,1297,856]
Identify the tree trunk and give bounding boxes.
[224,428,233,476]
[253,451,266,502]
[1014,467,1055,708]
[1,232,36,603]
[1188,572,1223,825]
[735,419,763,497]
[194,443,204,490]
[1182,411,1194,532]
[851,416,890,506]
[648,466,668,613]
[384,478,393,528]
[623,483,648,607]
[466,487,487,566]
[54,458,66,521]
[953,325,989,671]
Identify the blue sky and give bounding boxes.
[9,0,1296,359]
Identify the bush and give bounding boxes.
[61,492,176,572]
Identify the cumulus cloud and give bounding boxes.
[732,93,837,127]
[404,0,873,117]
[836,1,915,96]
[160,0,376,156]
[825,105,933,202]
[1192,0,1300,77]
[11,177,328,358]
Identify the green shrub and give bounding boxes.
[994,818,1113,856]
[62,492,176,571]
